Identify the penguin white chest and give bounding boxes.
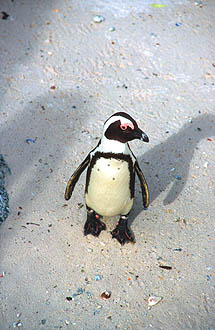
[85,157,134,217]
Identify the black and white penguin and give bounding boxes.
[65,112,149,245]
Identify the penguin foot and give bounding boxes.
[111,217,135,245]
[84,211,106,237]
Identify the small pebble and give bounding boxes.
[93,15,105,23]
[151,4,166,7]
[194,1,202,6]
[95,274,102,281]
[1,11,10,20]
[93,310,100,315]
[173,174,182,180]
[13,321,22,328]
[97,304,102,309]
[78,203,84,209]
[41,319,46,325]
[108,26,115,32]
[25,138,36,144]
[159,265,172,270]
[86,291,92,298]
[173,248,182,251]
[77,288,84,295]
[66,296,73,301]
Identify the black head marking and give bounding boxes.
[104,112,149,143]
[105,120,133,143]
[104,112,138,128]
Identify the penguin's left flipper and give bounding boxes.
[65,154,90,200]
[134,160,150,208]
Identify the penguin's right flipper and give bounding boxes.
[134,160,150,208]
[65,154,90,200]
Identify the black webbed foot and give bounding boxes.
[84,209,106,237]
[111,216,135,245]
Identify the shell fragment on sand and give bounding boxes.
[100,290,111,300]
[93,15,105,23]
[148,295,163,307]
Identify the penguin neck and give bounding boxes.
[98,136,129,155]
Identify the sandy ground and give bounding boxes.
[0,0,215,329]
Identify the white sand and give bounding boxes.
[0,0,215,328]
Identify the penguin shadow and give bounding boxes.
[0,90,90,218]
[129,113,215,231]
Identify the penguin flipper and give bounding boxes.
[134,161,149,208]
[65,154,90,200]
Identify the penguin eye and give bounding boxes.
[120,124,127,131]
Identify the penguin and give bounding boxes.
[65,112,149,245]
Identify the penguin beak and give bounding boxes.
[134,128,149,142]
[141,131,149,143]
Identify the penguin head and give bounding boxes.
[103,112,149,144]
